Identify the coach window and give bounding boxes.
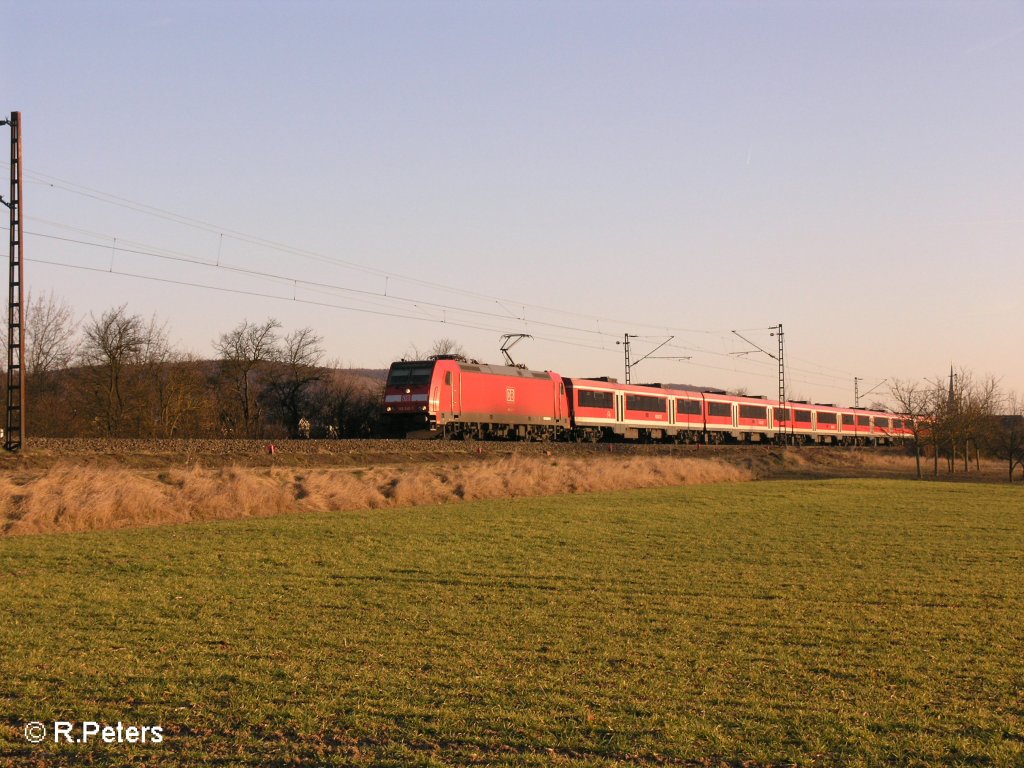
[857,415,870,427]
[892,419,903,429]
[739,405,767,420]
[842,414,854,426]
[795,410,812,424]
[445,371,452,385]
[817,412,837,425]
[708,402,731,418]
[774,408,791,422]
[875,417,889,429]
[578,390,613,409]
[626,395,666,412]
[678,399,702,416]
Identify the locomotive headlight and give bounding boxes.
[405,388,411,394]
[386,406,392,412]
[421,405,428,411]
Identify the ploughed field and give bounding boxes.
[1,480,1021,767]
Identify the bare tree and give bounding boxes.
[5,292,81,435]
[27,291,78,380]
[214,318,281,437]
[309,366,383,438]
[267,327,325,437]
[988,392,1024,482]
[429,337,466,359]
[925,375,952,475]
[890,378,935,480]
[960,374,999,471]
[152,354,209,438]
[402,337,468,362]
[78,305,147,435]
[929,368,1001,474]
[130,320,210,438]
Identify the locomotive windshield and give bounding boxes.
[388,363,434,388]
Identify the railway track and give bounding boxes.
[5,436,976,491]
[11,437,909,469]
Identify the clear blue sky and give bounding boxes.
[7,0,1023,405]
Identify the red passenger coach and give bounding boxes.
[733,395,772,440]
[865,413,901,445]
[835,409,897,445]
[890,416,913,441]
[703,393,734,439]
[675,394,704,434]
[852,412,872,440]
[565,379,705,442]
[780,404,816,440]
[812,404,841,442]
[383,358,568,439]
[566,378,617,440]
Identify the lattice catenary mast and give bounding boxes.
[2,112,25,452]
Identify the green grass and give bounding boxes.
[1,479,1022,767]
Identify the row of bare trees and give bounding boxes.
[3,294,384,439]
[6,295,1024,471]
[890,369,1024,482]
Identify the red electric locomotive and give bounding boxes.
[382,357,568,439]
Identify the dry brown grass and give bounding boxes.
[0,456,751,537]
[778,449,919,472]
[777,447,1006,479]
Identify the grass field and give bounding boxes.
[1,479,1022,767]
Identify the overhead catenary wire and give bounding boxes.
[9,166,772,337]
[26,253,613,353]
[2,167,897,402]
[10,234,887,402]
[21,248,877,399]
[13,227,632,339]
[20,225,850,387]
[17,223,801,358]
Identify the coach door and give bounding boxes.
[615,393,625,423]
